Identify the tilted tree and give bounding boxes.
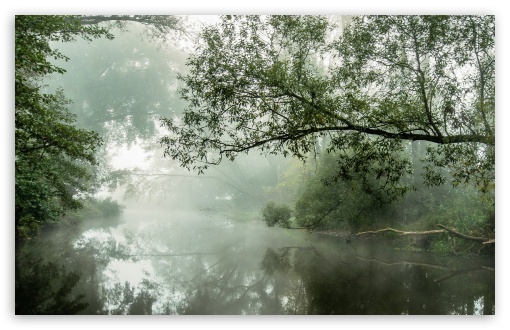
[160,15,494,198]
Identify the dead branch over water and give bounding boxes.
[357,224,494,245]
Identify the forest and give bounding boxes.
[14,15,495,315]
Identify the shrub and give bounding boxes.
[96,197,124,217]
[262,202,292,228]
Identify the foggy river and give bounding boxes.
[14,13,498,317]
[17,206,495,315]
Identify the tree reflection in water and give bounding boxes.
[16,210,495,315]
[15,253,88,315]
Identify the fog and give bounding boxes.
[15,15,495,315]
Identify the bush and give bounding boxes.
[96,197,124,217]
[262,202,292,228]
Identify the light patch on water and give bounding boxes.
[473,296,484,315]
[215,193,233,201]
[281,296,289,308]
[104,259,154,286]
[73,228,111,249]
[81,228,109,241]
[73,226,130,252]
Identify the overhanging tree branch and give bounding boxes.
[219,124,493,155]
[160,15,495,195]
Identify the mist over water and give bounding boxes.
[29,203,491,315]
[87,205,307,314]
[14,15,495,316]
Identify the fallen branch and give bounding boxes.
[356,225,494,245]
[435,224,494,244]
[357,227,445,236]
[356,256,447,270]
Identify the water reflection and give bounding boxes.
[16,208,495,315]
[15,253,88,314]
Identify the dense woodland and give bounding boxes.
[14,15,495,314]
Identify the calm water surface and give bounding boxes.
[17,207,495,315]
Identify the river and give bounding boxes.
[15,206,495,315]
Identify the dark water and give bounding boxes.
[15,207,495,315]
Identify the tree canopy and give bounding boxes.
[45,22,188,146]
[15,16,112,242]
[160,15,495,196]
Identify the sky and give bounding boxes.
[3,1,509,328]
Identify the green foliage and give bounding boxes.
[293,153,397,230]
[161,15,494,196]
[290,147,494,243]
[262,201,292,228]
[263,158,311,205]
[95,197,124,217]
[15,16,112,242]
[15,16,113,79]
[418,186,494,236]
